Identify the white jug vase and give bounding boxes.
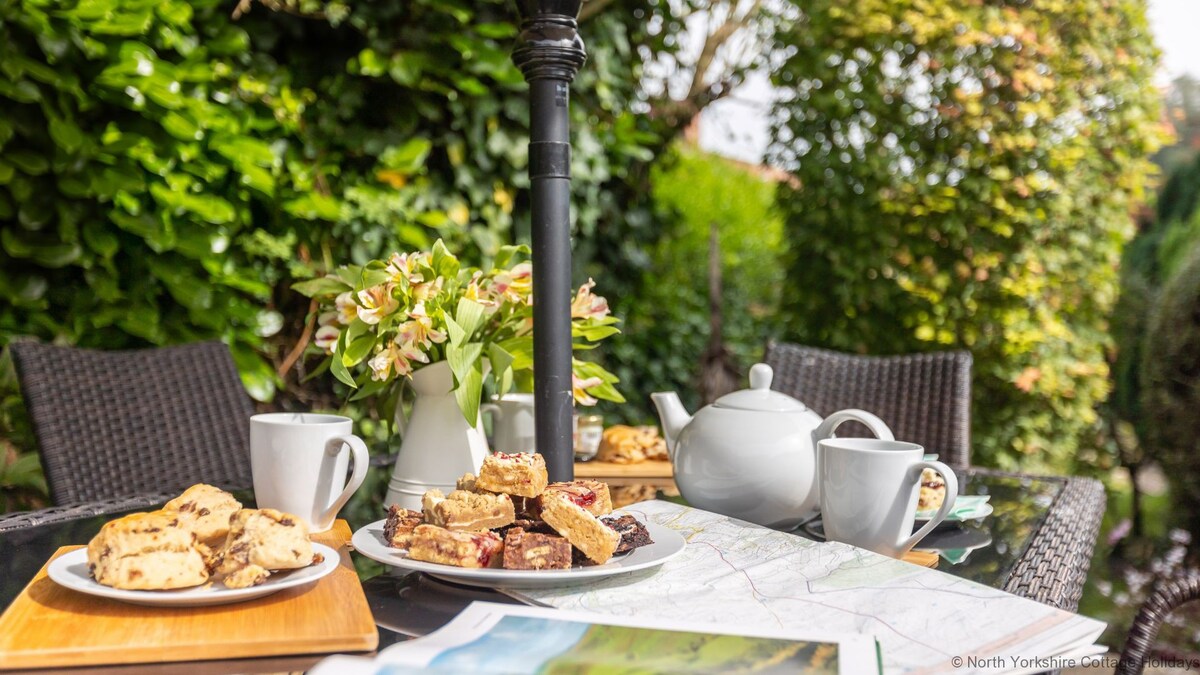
[384,360,490,510]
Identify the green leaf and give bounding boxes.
[49,117,84,152]
[430,238,459,278]
[493,244,530,270]
[454,298,485,340]
[330,334,358,389]
[488,343,515,396]
[445,314,466,346]
[446,341,483,383]
[380,138,432,174]
[282,193,340,221]
[453,362,484,426]
[7,151,49,176]
[292,275,352,297]
[342,333,375,367]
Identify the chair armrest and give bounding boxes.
[1117,569,1200,674]
[0,492,180,533]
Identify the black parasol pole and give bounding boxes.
[512,0,585,482]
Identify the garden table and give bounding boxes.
[0,467,1104,674]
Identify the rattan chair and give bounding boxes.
[763,342,973,466]
[1117,570,1200,673]
[9,340,254,504]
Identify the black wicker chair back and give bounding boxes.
[10,341,254,504]
[1117,571,1200,674]
[763,342,973,467]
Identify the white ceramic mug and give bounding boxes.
[818,437,958,558]
[250,413,369,533]
[481,393,535,455]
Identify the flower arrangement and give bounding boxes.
[294,240,624,424]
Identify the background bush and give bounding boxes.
[768,0,1165,471]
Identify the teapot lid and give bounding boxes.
[713,364,809,412]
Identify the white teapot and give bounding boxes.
[651,363,893,528]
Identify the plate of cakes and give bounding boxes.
[351,452,685,589]
[47,484,338,607]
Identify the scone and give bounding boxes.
[87,511,210,590]
[216,508,317,588]
[163,484,242,547]
[918,468,947,511]
[475,452,549,498]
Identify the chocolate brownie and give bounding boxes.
[502,528,571,570]
[602,514,654,555]
[383,505,424,548]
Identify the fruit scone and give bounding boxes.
[216,508,320,588]
[540,494,620,564]
[87,510,211,590]
[474,452,548,498]
[407,524,503,568]
[422,489,515,531]
[536,480,613,517]
[163,483,243,548]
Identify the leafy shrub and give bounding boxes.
[1141,247,1200,534]
[768,0,1165,470]
[602,146,786,421]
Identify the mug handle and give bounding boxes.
[318,434,369,527]
[897,460,959,554]
[810,409,894,446]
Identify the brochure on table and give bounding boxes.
[311,601,881,674]
[509,500,1107,675]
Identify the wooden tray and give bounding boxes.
[574,459,674,484]
[0,521,377,670]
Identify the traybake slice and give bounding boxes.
[383,505,424,548]
[540,494,621,564]
[538,480,612,517]
[407,524,503,568]
[502,528,571,570]
[475,452,549,498]
[422,489,515,531]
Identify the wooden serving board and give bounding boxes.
[575,459,673,480]
[0,520,377,670]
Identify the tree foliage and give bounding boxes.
[768,0,1165,470]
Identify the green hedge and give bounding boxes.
[0,0,675,511]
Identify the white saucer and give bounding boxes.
[351,516,685,589]
[47,543,339,607]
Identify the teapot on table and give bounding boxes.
[651,363,893,529]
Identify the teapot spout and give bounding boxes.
[650,392,691,459]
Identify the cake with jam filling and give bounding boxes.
[540,494,620,564]
[502,527,572,570]
[475,452,549,498]
[537,479,612,517]
[407,524,503,568]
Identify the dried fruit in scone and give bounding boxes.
[422,489,515,531]
[87,510,210,590]
[383,505,424,548]
[602,514,655,555]
[537,480,612,517]
[216,508,316,588]
[918,468,947,511]
[163,483,243,548]
[540,494,620,564]
[407,524,503,568]
[475,452,548,498]
[597,425,647,464]
[502,527,571,570]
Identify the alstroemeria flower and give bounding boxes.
[493,262,533,305]
[397,302,448,349]
[334,292,358,324]
[410,276,444,302]
[464,271,498,309]
[368,339,428,380]
[571,278,610,319]
[357,284,398,325]
[314,325,340,353]
[386,252,426,284]
[572,373,603,406]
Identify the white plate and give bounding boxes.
[47,543,340,607]
[351,515,686,589]
[916,503,994,524]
